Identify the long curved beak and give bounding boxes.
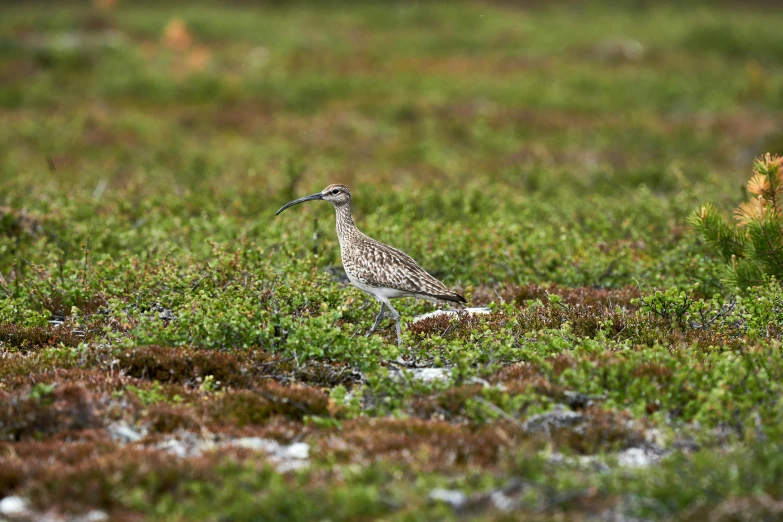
[275,193,323,216]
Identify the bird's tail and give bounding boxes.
[421,291,467,307]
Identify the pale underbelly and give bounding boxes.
[345,272,413,300]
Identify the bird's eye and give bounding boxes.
[331,189,340,195]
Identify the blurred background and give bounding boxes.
[3,0,782,199]
[2,0,783,289]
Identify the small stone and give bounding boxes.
[151,302,175,321]
[410,368,450,383]
[413,307,491,323]
[490,490,517,512]
[0,496,28,516]
[387,366,452,384]
[282,442,309,460]
[428,488,468,509]
[196,439,217,452]
[84,510,110,522]
[616,447,660,468]
[232,437,276,451]
[225,438,310,472]
[108,421,142,443]
[158,439,188,458]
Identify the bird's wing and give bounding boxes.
[345,238,465,303]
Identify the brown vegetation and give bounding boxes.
[0,323,84,351]
[0,384,102,442]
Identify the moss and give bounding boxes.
[144,404,201,434]
[206,383,331,427]
[119,346,359,389]
[490,362,564,399]
[24,447,229,514]
[0,323,84,351]
[410,383,524,422]
[120,345,246,386]
[0,351,84,380]
[469,284,641,309]
[2,368,127,398]
[326,418,526,471]
[0,383,100,441]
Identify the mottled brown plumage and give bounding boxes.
[276,184,466,344]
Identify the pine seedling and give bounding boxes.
[690,154,783,288]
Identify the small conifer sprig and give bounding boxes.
[689,154,783,288]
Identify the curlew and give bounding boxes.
[276,184,466,345]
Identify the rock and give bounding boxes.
[487,479,524,512]
[283,442,310,460]
[490,490,517,512]
[413,307,491,323]
[151,302,175,321]
[616,445,665,469]
[0,496,28,517]
[523,405,584,435]
[75,511,109,522]
[428,488,468,509]
[158,433,214,458]
[387,365,452,384]
[232,437,277,451]
[158,439,189,458]
[226,438,310,472]
[409,368,451,383]
[108,421,142,443]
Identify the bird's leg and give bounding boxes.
[383,300,403,346]
[366,303,386,337]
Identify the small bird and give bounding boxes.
[276,184,466,345]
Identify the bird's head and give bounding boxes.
[275,184,352,215]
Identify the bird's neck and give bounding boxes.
[334,203,360,245]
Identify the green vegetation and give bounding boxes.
[692,153,783,288]
[2,0,783,520]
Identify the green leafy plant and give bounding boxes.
[199,375,219,394]
[29,382,56,403]
[632,285,703,328]
[126,382,169,407]
[690,154,783,288]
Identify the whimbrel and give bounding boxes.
[276,184,466,345]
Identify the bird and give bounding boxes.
[276,184,467,345]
